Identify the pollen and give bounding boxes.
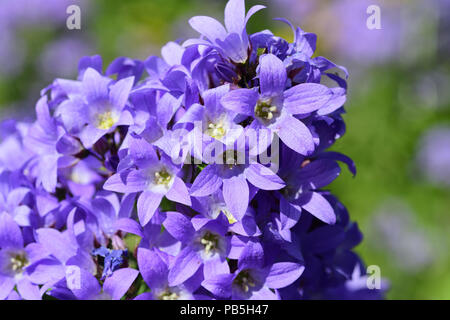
[9,252,29,274]
[233,269,256,293]
[199,231,220,256]
[158,289,180,300]
[221,208,237,224]
[154,169,172,185]
[206,122,226,140]
[255,101,278,121]
[96,111,117,130]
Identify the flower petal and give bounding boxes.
[189,16,227,43]
[137,191,163,226]
[69,268,101,300]
[163,211,195,243]
[202,273,234,298]
[103,268,139,300]
[276,115,314,155]
[221,88,258,116]
[109,76,134,109]
[115,218,144,238]
[82,68,110,104]
[104,171,147,193]
[0,274,15,300]
[204,258,230,279]
[0,212,23,249]
[137,248,168,290]
[251,287,278,300]
[26,258,65,285]
[280,196,302,230]
[316,87,346,116]
[166,177,191,206]
[245,5,266,25]
[17,278,42,300]
[265,262,305,289]
[301,192,336,224]
[224,0,245,34]
[259,54,287,98]
[296,159,341,189]
[79,125,107,149]
[56,134,82,155]
[39,154,59,193]
[36,228,77,264]
[168,247,202,286]
[223,175,249,221]
[319,151,356,176]
[284,83,332,114]
[190,165,222,197]
[238,239,264,270]
[245,163,285,190]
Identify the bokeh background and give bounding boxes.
[0,0,449,299]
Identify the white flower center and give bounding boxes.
[158,289,180,300]
[206,122,227,140]
[255,100,278,121]
[8,251,29,274]
[154,169,172,185]
[96,111,118,130]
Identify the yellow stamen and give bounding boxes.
[96,111,116,130]
[9,252,29,274]
[154,169,172,185]
[206,122,226,140]
[255,101,278,121]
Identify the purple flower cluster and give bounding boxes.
[0,0,383,300]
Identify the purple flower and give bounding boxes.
[221,53,332,155]
[202,239,304,299]
[136,247,201,300]
[106,57,144,85]
[163,212,231,286]
[88,192,136,245]
[176,84,244,146]
[25,227,91,290]
[0,213,42,300]
[190,144,285,221]
[191,189,262,237]
[187,0,265,63]
[49,266,138,300]
[0,183,32,228]
[24,96,81,192]
[104,138,191,226]
[276,146,343,226]
[56,68,134,148]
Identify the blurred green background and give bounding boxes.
[0,0,449,299]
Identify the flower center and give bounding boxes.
[158,289,180,300]
[96,111,117,130]
[206,122,226,140]
[154,169,172,185]
[199,231,220,256]
[9,252,29,274]
[255,101,278,121]
[233,269,256,293]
